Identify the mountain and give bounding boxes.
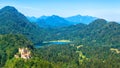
[39,15,48,19]
[27,15,98,28]
[97,21,120,45]
[27,15,97,28]
[27,16,37,22]
[36,15,72,28]
[47,19,120,46]
[0,6,46,44]
[65,15,97,24]
[1,6,119,46]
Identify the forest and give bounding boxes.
[0,6,120,68]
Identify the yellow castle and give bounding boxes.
[15,47,31,59]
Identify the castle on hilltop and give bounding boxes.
[15,47,31,59]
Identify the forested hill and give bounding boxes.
[48,19,120,46]
[0,6,46,44]
[0,34,33,67]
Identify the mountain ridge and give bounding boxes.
[0,6,46,44]
[0,6,120,45]
[36,15,72,28]
[65,14,97,24]
[27,14,98,28]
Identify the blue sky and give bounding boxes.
[0,0,120,22]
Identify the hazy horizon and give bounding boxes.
[0,0,120,22]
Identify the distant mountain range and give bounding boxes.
[27,15,97,28]
[36,15,72,28]
[65,15,97,24]
[0,6,120,46]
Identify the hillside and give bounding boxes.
[0,34,57,68]
[0,6,46,44]
[47,19,120,46]
[0,34,33,67]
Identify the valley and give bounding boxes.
[0,6,120,68]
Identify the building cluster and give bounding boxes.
[14,47,31,59]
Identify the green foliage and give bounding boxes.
[46,19,120,46]
[34,44,120,68]
[4,58,56,68]
[0,6,120,68]
[34,45,79,68]
[0,34,33,67]
[0,6,47,44]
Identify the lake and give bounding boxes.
[35,40,71,48]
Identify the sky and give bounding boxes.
[0,0,120,22]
